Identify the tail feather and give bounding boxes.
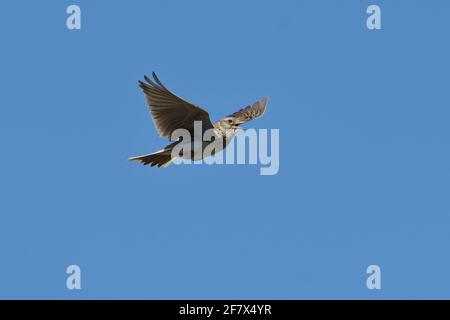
[129,150,173,168]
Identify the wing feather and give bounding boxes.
[139,72,214,139]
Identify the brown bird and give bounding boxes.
[129,72,268,167]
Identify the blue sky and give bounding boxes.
[0,0,449,299]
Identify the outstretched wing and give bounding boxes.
[227,96,268,124]
[138,72,214,140]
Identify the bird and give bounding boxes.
[129,72,268,168]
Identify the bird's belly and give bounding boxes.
[177,138,227,161]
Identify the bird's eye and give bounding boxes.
[227,119,233,124]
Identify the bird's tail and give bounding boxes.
[128,149,174,168]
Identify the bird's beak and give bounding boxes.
[233,119,245,130]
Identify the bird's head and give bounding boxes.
[219,117,244,134]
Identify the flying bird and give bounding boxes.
[129,72,268,167]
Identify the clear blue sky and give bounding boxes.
[1,0,449,299]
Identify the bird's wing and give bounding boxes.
[227,96,268,124]
[139,72,214,140]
